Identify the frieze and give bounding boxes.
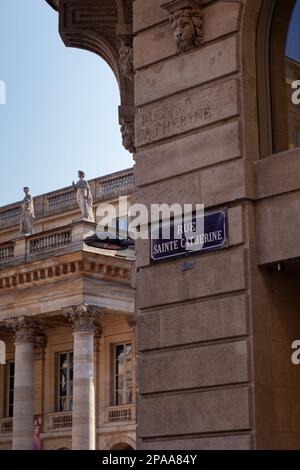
[0,260,131,291]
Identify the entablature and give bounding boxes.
[0,244,133,293]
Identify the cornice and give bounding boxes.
[0,251,133,292]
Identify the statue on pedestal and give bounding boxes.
[73,170,95,222]
[20,187,35,235]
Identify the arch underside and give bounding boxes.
[46,0,134,123]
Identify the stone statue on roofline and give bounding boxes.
[72,170,95,222]
[19,186,35,235]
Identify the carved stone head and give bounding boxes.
[121,122,136,154]
[78,170,85,179]
[119,41,134,80]
[170,8,203,53]
[23,186,30,195]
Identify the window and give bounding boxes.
[57,352,73,412]
[269,0,300,153]
[5,361,14,418]
[112,343,132,406]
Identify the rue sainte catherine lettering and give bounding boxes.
[151,210,227,261]
[152,229,223,256]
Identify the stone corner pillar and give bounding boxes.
[65,304,101,451]
[8,317,40,450]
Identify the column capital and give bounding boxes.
[64,304,103,334]
[7,316,41,344]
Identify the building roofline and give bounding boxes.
[0,167,134,210]
[0,167,134,231]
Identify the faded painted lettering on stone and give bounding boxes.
[138,97,212,144]
[136,80,238,146]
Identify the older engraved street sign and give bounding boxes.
[151,209,228,262]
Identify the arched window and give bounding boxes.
[258,0,300,156]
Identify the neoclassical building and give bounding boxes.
[3,0,300,452]
[0,169,136,450]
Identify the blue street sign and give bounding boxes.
[151,209,228,262]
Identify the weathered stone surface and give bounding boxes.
[255,148,300,199]
[140,434,252,450]
[133,0,169,33]
[133,168,202,207]
[256,191,300,265]
[200,160,247,208]
[138,294,248,351]
[228,205,244,247]
[133,160,246,212]
[137,248,246,309]
[138,387,250,437]
[135,36,238,105]
[139,341,249,393]
[134,2,241,69]
[136,79,239,147]
[134,121,241,187]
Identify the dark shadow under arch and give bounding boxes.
[110,443,134,451]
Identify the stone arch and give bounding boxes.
[241,0,297,159]
[62,30,121,82]
[45,0,135,153]
[107,435,136,450]
[255,0,276,158]
[239,0,266,162]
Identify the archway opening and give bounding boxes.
[0,0,132,206]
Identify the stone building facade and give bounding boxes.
[2,0,300,451]
[0,169,136,450]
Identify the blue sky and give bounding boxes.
[0,0,132,206]
[286,0,300,60]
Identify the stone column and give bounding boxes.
[34,336,47,418]
[65,305,99,450]
[9,317,39,450]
